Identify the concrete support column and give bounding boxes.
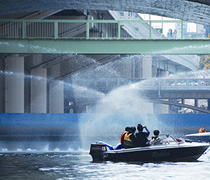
[208,99,210,111]
[132,55,143,78]
[48,64,64,113]
[31,67,47,113]
[49,80,64,113]
[141,55,154,113]
[5,55,24,113]
[0,56,5,112]
[24,68,31,113]
[195,98,198,107]
[142,55,152,78]
[131,56,142,78]
[181,98,184,104]
[154,67,169,114]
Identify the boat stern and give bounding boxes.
[89,143,107,161]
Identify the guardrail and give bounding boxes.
[75,78,210,92]
[142,78,210,91]
[0,19,208,40]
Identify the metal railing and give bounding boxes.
[74,78,210,92]
[0,19,208,40]
[143,78,210,90]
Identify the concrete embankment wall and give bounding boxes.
[0,113,209,150]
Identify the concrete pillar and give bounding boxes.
[154,70,170,114]
[181,98,184,104]
[48,64,64,113]
[5,55,24,113]
[31,67,47,113]
[24,68,31,113]
[0,56,5,112]
[142,55,152,78]
[195,98,198,107]
[131,55,143,78]
[141,55,154,113]
[152,66,158,77]
[49,80,64,113]
[131,56,142,78]
[208,99,210,111]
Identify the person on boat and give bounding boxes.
[121,127,130,146]
[199,125,206,133]
[135,124,150,147]
[123,126,137,148]
[149,130,162,145]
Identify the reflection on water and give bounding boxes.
[0,148,210,180]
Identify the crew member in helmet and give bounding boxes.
[123,126,136,148]
[135,124,150,147]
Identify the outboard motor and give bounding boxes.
[89,143,107,161]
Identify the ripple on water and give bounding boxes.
[0,150,210,180]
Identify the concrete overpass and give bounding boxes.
[77,78,210,97]
[1,0,210,26]
[0,1,208,114]
[66,77,210,113]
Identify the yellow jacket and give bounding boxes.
[199,128,206,133]
[124,133,133,146]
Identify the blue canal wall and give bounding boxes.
[0,113,210,134]
[0,113,79,139]
[0,113,80,150]
[155,114,210,128]
[0,113,79,129]
[0,113,209,150]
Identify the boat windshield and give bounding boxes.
[150,134,181,146]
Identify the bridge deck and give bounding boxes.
[1,19,210,54]
[1,39,210,54]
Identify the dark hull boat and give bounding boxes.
[90,135,209,162]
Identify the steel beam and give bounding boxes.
[1,39,210,54]
[153,99,210,114]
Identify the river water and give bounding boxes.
[1,148,210,180]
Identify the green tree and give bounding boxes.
[199,55,210,70]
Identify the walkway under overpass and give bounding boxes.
[0,10,200,73]
[0,19,210,55]
[0,9,206,113]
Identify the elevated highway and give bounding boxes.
[77,77,210,98]
[73,77,210,113]
[140,78,210,99]
[0,1,208,113]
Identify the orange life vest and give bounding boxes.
[199,128,206,133]
[121,131,127,145]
